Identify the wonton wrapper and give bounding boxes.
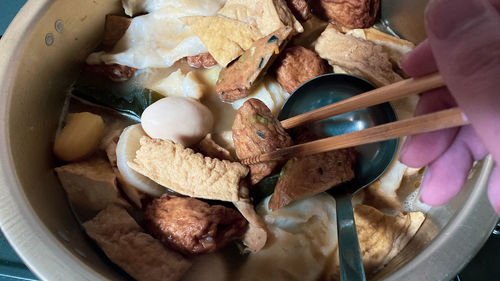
[218,0,304,36]
[182,16,263,67]
[87,0,226,69]
[236,193,338,281]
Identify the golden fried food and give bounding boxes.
[144,196,247,255]
[83,205,191,281]
[232,99,293,185]
[315,25,402,87]
[194,133,234,161]
[128,137,248,202]
[218,0,304,35]
[186,52,218,69]
[310,0,380,29]
[85,63,137,82]
[182,16,262,67]
[273,46,329,93]
[285,0,312,22]
[55,156,121,213]
[216,27,292,102]
[268,147,356,210]
[101,15,132,51]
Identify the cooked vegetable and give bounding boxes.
[116,124,167,197]
[72,83,164,118]
[53,112,105,162]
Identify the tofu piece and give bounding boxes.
[353,205,425,275]
[216,27,293,102]
[315,25,402,87]
[101,15,132,51]
[55,157,121,213]
[182,16,263,67]
[218,0,303,36]
[346,28,415,67]
[83,205,191,281]
[128,137,248,202]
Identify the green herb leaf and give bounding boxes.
[71,83,163,118]
[256,114,269,124]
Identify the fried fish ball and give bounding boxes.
[273,46,329,93]
[310,0,380,29]
[232,99,293,185]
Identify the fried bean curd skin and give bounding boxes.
[186,52,218,69]
[83,205,191,281]
[144,196,247,255]
[268,129,355,210]
[128,137,248,202]
[310,0,380,29]
[315,25,402,87]
[232,99,293,185]
[273,46,329,93]
[216,27,293,102]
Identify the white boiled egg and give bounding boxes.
[141,97,213,147]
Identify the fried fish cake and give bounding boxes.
[268,129,355,210]
[216,27,293,102]
[273,46,329,93]
[310,0,380,29]
[232,99,293,185]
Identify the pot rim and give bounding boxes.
[0,1,498,281]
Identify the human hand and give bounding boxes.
[399,0,500,215]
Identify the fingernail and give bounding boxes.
[399,136,412,161]
[426,0,487,39]
[418,168,431,202]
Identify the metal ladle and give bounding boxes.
[278,74,399,281]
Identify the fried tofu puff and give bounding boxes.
[273,46,329,93]
[310,0,380,29]
[232,99,293,185]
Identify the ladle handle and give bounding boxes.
[280,72,445,129]
[336,193,366,281]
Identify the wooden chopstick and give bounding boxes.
[241,107,468,165]
[280,72,445,129]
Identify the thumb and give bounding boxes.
[425,0,500,164]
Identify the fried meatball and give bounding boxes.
[85,64,137,82]
[144,196,247,255]
[186,52,218,69]
[310,0,380,29]
[285,0,312,22]
[273,46,329,93]
[232,99,293,185]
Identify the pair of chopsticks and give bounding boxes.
[241,73,469,165]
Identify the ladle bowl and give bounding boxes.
[278,73,399,281]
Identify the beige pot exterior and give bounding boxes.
[0,1,497,281]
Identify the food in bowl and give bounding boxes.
[51,0,428,280]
